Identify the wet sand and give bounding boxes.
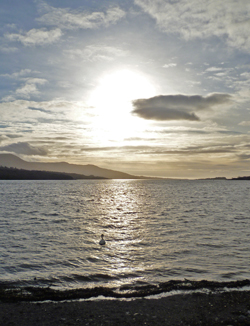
[1,290,250,325]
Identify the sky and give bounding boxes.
[0,0,250,179]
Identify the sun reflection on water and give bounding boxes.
[86,181,148,286]
[2,180,250,290]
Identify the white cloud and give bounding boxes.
[0,45,18,53]
[64,44,128,61]
[0,142,48,156]
[135,0,250,52]
[0,135,9,143]
[4,4,125,48]
[163,63,177,68]
[0,99,91,123]
[1,69,33,78]
[239,120,250,126]
[1,95,16,102]
[206,67,223,72]
[1,71,46,101]
[15,78,47,99]
[5,28,63,46]
[37,4,125,30]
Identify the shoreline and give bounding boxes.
[2,279,250,303]
[1,290,250,325]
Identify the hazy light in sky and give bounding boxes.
[88,69,156,143]
[0,0,250,178]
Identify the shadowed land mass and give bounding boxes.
[0,154,158,179]
[1,154,250,180]
[0,166,106,180]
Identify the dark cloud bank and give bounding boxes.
[132,94,231,121]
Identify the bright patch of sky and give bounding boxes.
[0,0,250,178]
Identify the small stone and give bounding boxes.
[239,315,246,320]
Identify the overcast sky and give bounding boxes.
[1,0,250,178]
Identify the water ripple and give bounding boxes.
[0,179,250,291]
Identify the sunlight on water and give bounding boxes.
[0,179,250,291]
[83,181,149,286]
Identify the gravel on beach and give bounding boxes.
[1,290,250,326]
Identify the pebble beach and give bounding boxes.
[1,290,250,326]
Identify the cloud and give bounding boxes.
[0,135,8,143]
[4,4,125,48]
[132,93,231,121]
[138,145,237,156]
[0,69,35,78]
[0,99,92,124]
[1,95,16,102]
[0,71,46,101]
[15,78,47,99]
[237,154,250,160]
[163,63,177,68]
[159,128,241,135]
[205,67,224,72]
[37,4,125,30]
[28,107,53,114]
[5,28,63,46]
[239,120,250,126]
[134,106,199,121]
[79,143,238,157]
[0,45,18,53]
[64,45,127,61]
[0,134,21,144]
[135,0,250,52]
[0,142,48,155]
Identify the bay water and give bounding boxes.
[0,179,250,298]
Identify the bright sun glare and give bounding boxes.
[88,69,156,143]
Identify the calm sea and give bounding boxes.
[0,179,250,300]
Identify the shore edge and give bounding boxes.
[1,290,250,325]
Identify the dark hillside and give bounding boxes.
[0,166,74,180]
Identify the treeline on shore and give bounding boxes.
[0,166,105,180]
[199,176,250,180]
[231,176,250,180]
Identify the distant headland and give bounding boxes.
[0,154,250,180]
[0,166,106,180]
[0,154,158,180]
[198,176,250,181]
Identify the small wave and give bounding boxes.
[124,211,138,215]
[1,279,250,303]
[82,197,95,202]
[86,257,99,263]
[52,219,68,224]
[89,273,120,281]
[22,210,39,214]
[43,213,59,217]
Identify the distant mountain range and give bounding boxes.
[1,154,249,180]
[0,166,107,180]
[0,154,151,179]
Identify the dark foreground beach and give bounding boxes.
[1,291,250,326]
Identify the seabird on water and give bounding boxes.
[99,234,105,245]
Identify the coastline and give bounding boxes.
[1,290,250,326]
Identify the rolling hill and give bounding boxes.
[0,154,144,179]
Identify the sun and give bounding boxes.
[91,69,155,104]
[88,69,156,144]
